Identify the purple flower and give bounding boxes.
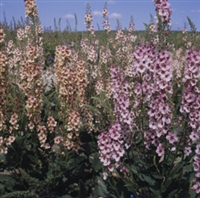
[192,182,200,194]
[156,143,165,157]
[166,132,178,144]
[103,172,108,180]
[153,0,172,26]
[196,144,200,155]
[184,147,192,156]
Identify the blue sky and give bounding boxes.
[0,0,200,32]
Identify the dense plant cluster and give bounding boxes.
[0,0,200,197]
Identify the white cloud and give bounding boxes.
[191,9,200,13]
[63,14,74,19]
[108,0,115,4]
[109,13,122,19]
[93,11,102,16]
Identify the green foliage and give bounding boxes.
[187,17,196,32]
[186,17,200,49]
[1,191,32,198]
[0,174,16,195]
[1,1,200,198]
[0,130,104,197]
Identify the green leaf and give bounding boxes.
[0,174,12,182]
[1,190,30,198]
[170,162,184,179]
[131,165,138,174]
[183,163,193,174]
[83,104,100,115]
[150,172,163,180]
[161,177,172,193]
[143,23,148,29]
[187,16,196,32]
[75,153,87,163]
[167,189,179,198]
[174,157,182,164]
[135,133,143,144]
[18,168,39,188]
[124,183,138,193]
[189,190,197,198]
[0,154,6,163]
[0,174,16,192]
[149,187,161,197]
[89,152,102,172]
[141,174,156,186]
[62,177,68,183]
[120,191,125,198]
[96,176,109,197]
[58,195,73,198]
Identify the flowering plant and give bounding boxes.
[0,0,200,197]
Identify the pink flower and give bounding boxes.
[102,8,109,16]
[98,131,111,145]
[110,129,121,141]
[98,120,125,172]
[166,132,178,144]
[189,120,197,129]
[107,165,114,172]
[103,172,108,180]
[137,64,146,74]
[156,129,163,138]
[85,12,93,25]
[112,152,121,162]
[184,147,192,156]
[158,80,168,90]
[134,83,142,95]
[192,182,200,194]
[120,166,129,174]
[100,154,111,166]
[157,119,165,128]
[184,92,196,103]
[156,143,165,157]
[154,0,172,25]
[196,144,200,155]
[149,121,157,130]
[0,137,3,145]
[162,114,171,124]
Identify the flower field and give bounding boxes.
[0,0,200,197]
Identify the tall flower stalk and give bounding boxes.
[153,0,172,49]
[0,27,10,154]
[98,65,133,178]
[180,49,200,194]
